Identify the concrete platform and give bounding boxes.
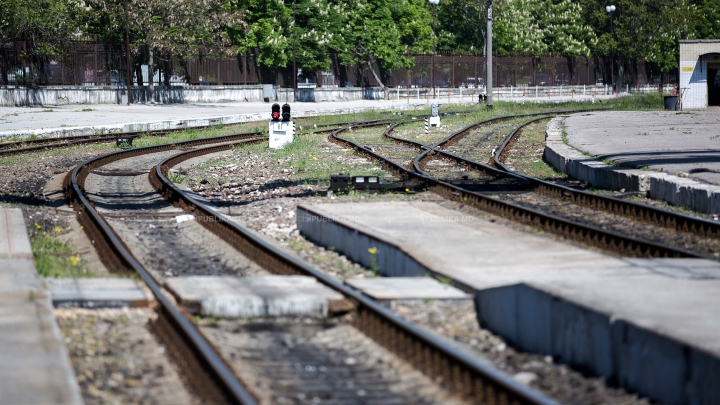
[545,110,720,213]
[0,208,83,405]
[346,277,471,302]
[165,275,345,318]
[0,207,32,259]
[297,201,720,405]
[45,278,148,308]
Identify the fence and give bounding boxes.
[0,42,678,89]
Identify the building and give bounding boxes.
[679,39,720,108]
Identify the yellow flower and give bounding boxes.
[70,255,80,266]
[368,247,378,254]
[80,226,84,230]
[34,222,41,229]
[312,156,318,160]
[405,188,410,192]
[54,226,61,233]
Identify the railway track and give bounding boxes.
[331,111,718,261]
[62,129,559,404]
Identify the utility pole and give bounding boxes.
[125,1,131,105]
[485,0,493,109]
[429,0,439,99]
[293,0,297,102]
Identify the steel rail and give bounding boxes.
[63,131,267,405]
[332,117,708,262]
[149,138,561,405]
[0,124,220,157]
[400,114,712,259]
[490,118,720,239]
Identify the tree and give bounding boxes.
[435,0,487,52]
[692,0,720,39]
[0,0,87,84]
[337,0,433,94]
[85,0,241,88]
[535,0,597,58]
[496,0,547,55]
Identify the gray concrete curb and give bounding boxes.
[544,116,720,214]
[296,204,720,405]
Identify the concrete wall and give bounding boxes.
[679,40,720,109]
[0,85,393,106]
[477,282,720,405]
[296,87,385,102]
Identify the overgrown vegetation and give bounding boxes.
[30,225,91,278]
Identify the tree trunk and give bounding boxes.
[366,58,388,100]
[148,48,154,104]
[617,55,624,92]
[163,59,170,86]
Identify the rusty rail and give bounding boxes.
[332,114,709,261]
[148,133,561,405]
[63,131,266,405]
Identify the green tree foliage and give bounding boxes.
[497,0,547,55]
[336,0,433,88]
[0,0,87,55]
[578,0,696,74]
[692,0,720,39]
[536,0,597,57]
[435,0,486,52]
[84,0,240,60]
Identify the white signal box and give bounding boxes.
[269,121,295,149]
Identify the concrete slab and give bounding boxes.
[545,111,720,213]
[297,201,720,405]
[44,278,148,308]
[0,207,84,404]
[0,207,32,259]
[165,275,345,318]
[345,277,471,301]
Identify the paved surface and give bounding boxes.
[345,277,471,301]
[0,208,84,405]
[0,99,451,138]
[564,110,720,185]
[45,278,148,308]
[0,94,622,138]
[297,201,720,405]
[166,275,345,318]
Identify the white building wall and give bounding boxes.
[679,40,720,109]
[679,59,707,109]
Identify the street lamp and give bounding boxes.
[429,0,439,100]
[606,4,616,95]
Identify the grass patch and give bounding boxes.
[30,227,90,278]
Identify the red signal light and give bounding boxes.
[272,112,280,120]
[271,103,281,121]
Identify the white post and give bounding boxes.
[583,84,586,95]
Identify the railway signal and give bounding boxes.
[269,103,295,149]
[281,103,291,121]
[429,103,441,127]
